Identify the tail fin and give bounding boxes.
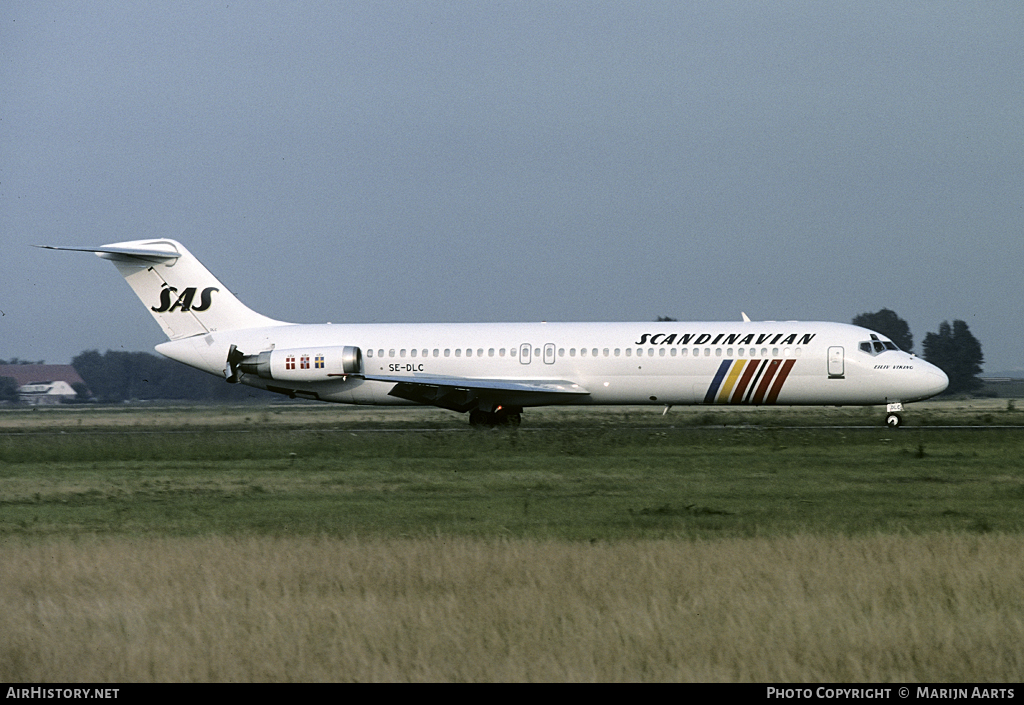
[42,239,288,339]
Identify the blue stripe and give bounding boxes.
[704,359,733,404]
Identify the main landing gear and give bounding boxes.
[468,407,522,428]
[885,402,903,428]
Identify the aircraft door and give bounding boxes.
[828,346,845,379]
[520,343,532,364]
[543,343,555,364]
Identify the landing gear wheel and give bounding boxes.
[495,410,522,427]
[469,410,490,428]
[469,408,523,428]
[885,412,903,428]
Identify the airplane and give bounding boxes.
[43,239,948,428]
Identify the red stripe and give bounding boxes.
[765,359,797,404]
[751,360,782,404]
[730,359,761,404]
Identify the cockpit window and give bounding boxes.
[859,334,901,356]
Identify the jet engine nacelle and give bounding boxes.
[235,345,362,382]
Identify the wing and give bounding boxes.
[359,373,590,412]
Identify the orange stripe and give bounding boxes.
[716,360,746,403]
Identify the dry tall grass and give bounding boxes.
[2,534,1022,682]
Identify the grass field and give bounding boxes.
[1,402,1022,681]
[3,534,1022,682]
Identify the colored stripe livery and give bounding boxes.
[704,359,796,405]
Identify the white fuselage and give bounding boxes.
[46,239,949,423]
[156,320,949,408]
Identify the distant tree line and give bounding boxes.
[852,309,984,395]
[71,350,275,403]
[921,321,984,395]
[0,376,18,403]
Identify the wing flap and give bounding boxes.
[360,373,590,413]
[361,373,588,395]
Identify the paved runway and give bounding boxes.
[3,424,1023,437]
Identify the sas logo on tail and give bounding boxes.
[151,286,218,313]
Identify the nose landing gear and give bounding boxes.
[885,402,903,428]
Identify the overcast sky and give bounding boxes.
[3,2,1022,373]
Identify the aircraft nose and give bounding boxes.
[917,363,949,400]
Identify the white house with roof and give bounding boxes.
[17,380,79,405]
[0,364,88,405]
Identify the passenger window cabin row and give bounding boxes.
[363,347,805,360]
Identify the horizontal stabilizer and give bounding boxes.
[36,244,181,262]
